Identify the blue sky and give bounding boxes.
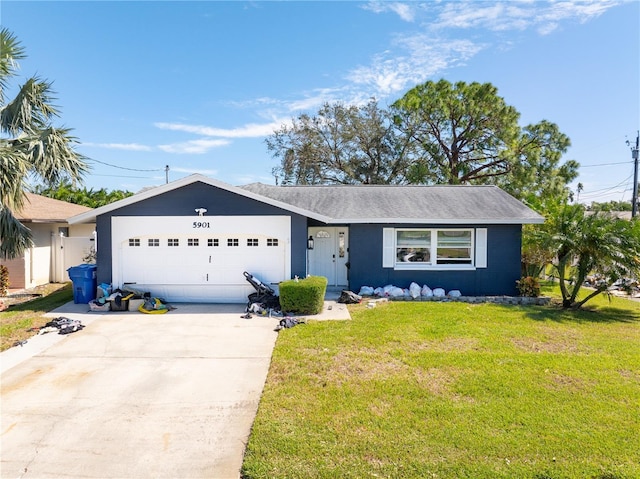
[3,1,639,204]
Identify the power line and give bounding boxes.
[88,158,165,172]
[580,160,632,168]
[581,174,633,194]
[90,173,160,179]
[580,189,631,201]
[578,173,634,200]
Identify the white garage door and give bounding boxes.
[111,216,290,303]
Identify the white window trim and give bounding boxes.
[384,228,486,271]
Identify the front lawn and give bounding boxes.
[242,291,640,479]
[0,283,73,351]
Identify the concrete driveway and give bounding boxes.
[1,302,282,479]
[0,298,350,479]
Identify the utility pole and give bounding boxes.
[165,165,170,184]
[631,132,639,218]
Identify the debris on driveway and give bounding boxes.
[41,317,85,335]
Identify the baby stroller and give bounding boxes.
[243,271,280,311]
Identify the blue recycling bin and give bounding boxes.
[67,264,98,304]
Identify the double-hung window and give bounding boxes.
[436,230,472,265]
[387,228,478,270]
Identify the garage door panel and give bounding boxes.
[125,284,251,303]
[112,216,290,303]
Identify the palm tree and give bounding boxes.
[0,27,88,259]
[544,204,640,308]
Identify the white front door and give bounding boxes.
[308,227,348,287]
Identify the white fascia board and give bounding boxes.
[68,174,331,224]
[330,217,545,225]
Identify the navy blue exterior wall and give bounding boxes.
[348,224,522,296]
[95,182,308,285]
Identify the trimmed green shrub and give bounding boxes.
[279,276,328,314]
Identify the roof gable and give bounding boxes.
[67,174,330,224]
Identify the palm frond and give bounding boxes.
[0,205,32,260]
[0,143,29,209]
[23,127,89,185]
[0,28,27,103]
[1,77,59,135]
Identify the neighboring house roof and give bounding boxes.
[585,210,633,221]
[611,211,633,221]
[14,193,91,223]
[240,183,544,225]
[68,174,544,225]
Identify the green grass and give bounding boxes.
[242,289,640,479]
[0,283,73,351]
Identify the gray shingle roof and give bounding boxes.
[67,175,543,225]
[240,183,543,224]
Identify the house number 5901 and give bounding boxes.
[193,222,210,228]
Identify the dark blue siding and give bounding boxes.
[96,182,307,285]
[348,224,522,296]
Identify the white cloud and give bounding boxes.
[432,0,619,33]
[154,120,285,138]
[362,2,416,22]
[537,21,559,35]
[436,2,508,30]
[347,37,484,96]
[343,0,618,98]
[389,3,415,22]
[157,139,230,154]
[227,97,282,109]
[286,86,350,112]
[533,1,619,34]
[82,142,153,151]
[171,166,219,175]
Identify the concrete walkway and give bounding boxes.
[1,299,350,479]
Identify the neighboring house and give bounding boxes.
[68,174,543,303]
[0,193,95,289]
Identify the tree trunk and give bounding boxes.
[557,258,572,308]
[573,288,607,309]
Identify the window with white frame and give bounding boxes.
[396,230,431,263]
[386,228,480,270]
[436,230,472,264]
